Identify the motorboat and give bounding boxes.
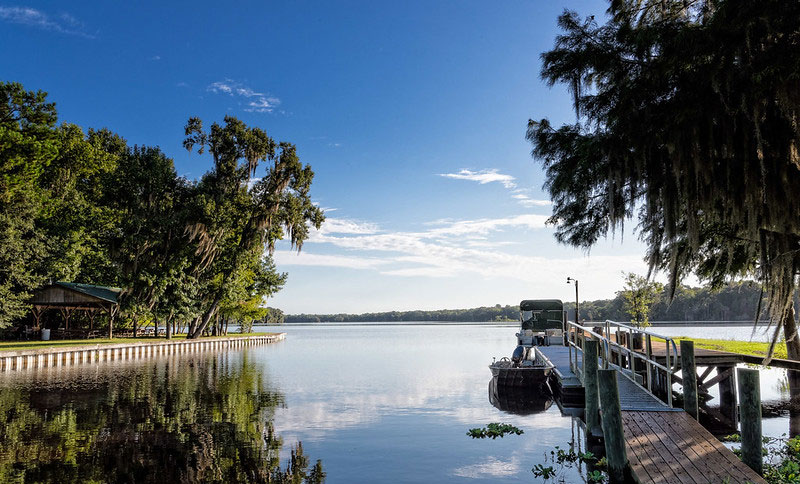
[516,299,566,346]
[489,299,565,388]
[489,345,554,388]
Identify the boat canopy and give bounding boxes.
[519,299,564,331]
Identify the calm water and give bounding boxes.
[0,324,591,483]
[0,323,796,483]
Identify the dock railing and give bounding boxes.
[566,320,679,407]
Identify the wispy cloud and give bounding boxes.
[148,55,161,61]
[276,214,648,288]
[318,218,379,235]
[273,251,389,270]
[207,79,281,113]
[0,6,94,38]
[440,169,516,189]
[440,168,551,208]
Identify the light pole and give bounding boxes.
[567,277,579,323]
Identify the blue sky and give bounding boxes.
[1,1,662,313]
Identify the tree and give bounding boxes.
[620,273,662,327]
[527,0,800,360]
[0,82,58,327]
[182,116,324,339]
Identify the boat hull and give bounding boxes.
[489,365,553,388]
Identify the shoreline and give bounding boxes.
[0,333,286,372]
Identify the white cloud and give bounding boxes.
[207,79,281,113]
[439,168,552,208]
[440,169,516,189]
[0,7,93,37]
[273,250,388,270]
[425,214,548,237]
[518,198,552,207]
[318,217,379,235]
[275,213,642,287]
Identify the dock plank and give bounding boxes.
[544,340,767,483]
[622,412,686,483]
[622,411,766,484]
[631,411,710,484]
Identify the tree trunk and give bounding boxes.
[187,294,222,339]
[784,305,800,437]
[187,315,200,338]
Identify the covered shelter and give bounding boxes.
[30,282,122,338]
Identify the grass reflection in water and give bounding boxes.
[0,354,324,484]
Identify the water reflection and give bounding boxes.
[488,378,553,415]
[0,355,324,484]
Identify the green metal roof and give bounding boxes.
[519,299,563,311]
[55,282,122,304]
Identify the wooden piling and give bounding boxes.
[737,368,763,476]
[598,369,629,482]
[718,365,737,425]
[584,339,601,437]
[680,340,698,419]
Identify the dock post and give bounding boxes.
[598,369,629,483]
[584,339,601,438]
[737,368,762,476]
[680,340,698,420]
[718,366,737,425]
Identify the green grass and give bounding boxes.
[0,332,276,352]
[673,336,788,360]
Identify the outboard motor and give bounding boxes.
[511,345,525,368]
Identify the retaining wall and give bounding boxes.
[0,334,285,372]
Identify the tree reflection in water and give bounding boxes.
[0,355,324,483]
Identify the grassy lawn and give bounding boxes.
[673,336,788,360]
[0,332,276,352]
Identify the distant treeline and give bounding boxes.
[570,281,768,322]
[286,305,519,323]
[285,281,773,323]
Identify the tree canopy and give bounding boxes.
[0,81,323,336]
[527,0,800,354]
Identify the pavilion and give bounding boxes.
[30,282,122,338]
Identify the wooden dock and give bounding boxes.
[623,411,765,484]
[646,339,800,370]
[539,345,584,407]
[544,339,767,483]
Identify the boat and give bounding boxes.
[488,299,565,388]
[489,346,554,388]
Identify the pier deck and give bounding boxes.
[538,345,583,406]
[644,339,800,370]
[622,410,765,484]
[544,341,766,483]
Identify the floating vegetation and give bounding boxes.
[466,423,524,439]
[532,446,608,483]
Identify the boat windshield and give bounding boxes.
[520,310,535,330]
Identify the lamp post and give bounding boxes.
[567,277,579,323]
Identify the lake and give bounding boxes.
[0,323,794,483]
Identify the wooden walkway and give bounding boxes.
[623,411,765,484]
[543,342,766,483]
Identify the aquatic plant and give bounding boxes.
[532,446,608,483]
[466,423,523,439]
